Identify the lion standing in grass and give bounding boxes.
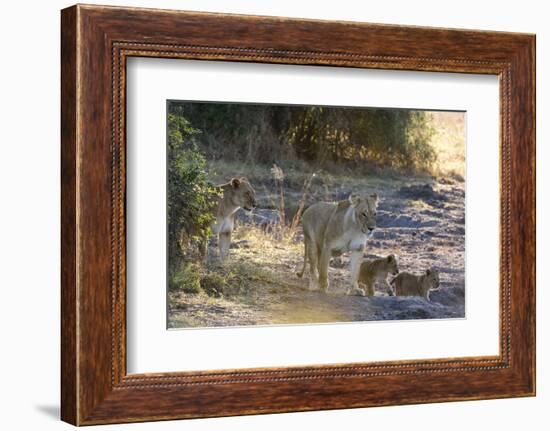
[297,194,379,295]
[206,178,256,262]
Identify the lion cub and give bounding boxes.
[390,268,440,301]
[355,255,399,297]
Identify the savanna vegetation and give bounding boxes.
[171,102,437,171]
[166,101,466,327]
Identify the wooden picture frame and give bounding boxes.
[61,4,535,425]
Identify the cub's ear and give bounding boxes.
[370,193,379,203]
[426,269,431,275]
[387,255,394,262]
[231,178,241,188]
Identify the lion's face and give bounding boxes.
[386,254,399,275]
[351,193,379,234]
[426,268,440,289]
[230,177,256,211]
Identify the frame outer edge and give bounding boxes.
[61,4,536,424]
[522,34,536,395]
[61,5,79,426]
[531,34,536,396]
[505,35,536,396]
[526,35,536,396]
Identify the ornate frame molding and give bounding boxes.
[61,5,535,425]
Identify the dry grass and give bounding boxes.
[232,224,304,279]
[429,111,466,180]
[171,225,304,297]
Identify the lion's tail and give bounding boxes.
[296,240,308,278]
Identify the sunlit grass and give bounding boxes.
[429,112,465,180]
[408,199,433,210]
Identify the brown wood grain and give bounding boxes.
[61,4,536,425]
[60,5,78,425]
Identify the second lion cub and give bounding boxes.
[356,255,399,297]
[390,268,440,301]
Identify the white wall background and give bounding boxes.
[0,0,546,429]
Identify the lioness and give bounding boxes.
[390,268,440,301]
[297,194,379,295]
[208,177,256,262]
[357,255,399,297]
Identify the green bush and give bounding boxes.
[167,105,219,274]
[287,107,436,172]
[199,272,227,298]
[169,262,202,293]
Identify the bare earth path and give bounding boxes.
[168,176,465,329]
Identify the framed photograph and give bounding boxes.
[61,4,536,425]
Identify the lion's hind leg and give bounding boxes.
[306,241,321,291]
[317,246,332,292]
[296,238,308,278]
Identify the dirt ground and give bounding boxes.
[168,172,465,329]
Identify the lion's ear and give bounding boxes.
[387,255,393,262]
[231,178,241,188]
[370,193,379,203]
[426,269,431,275]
